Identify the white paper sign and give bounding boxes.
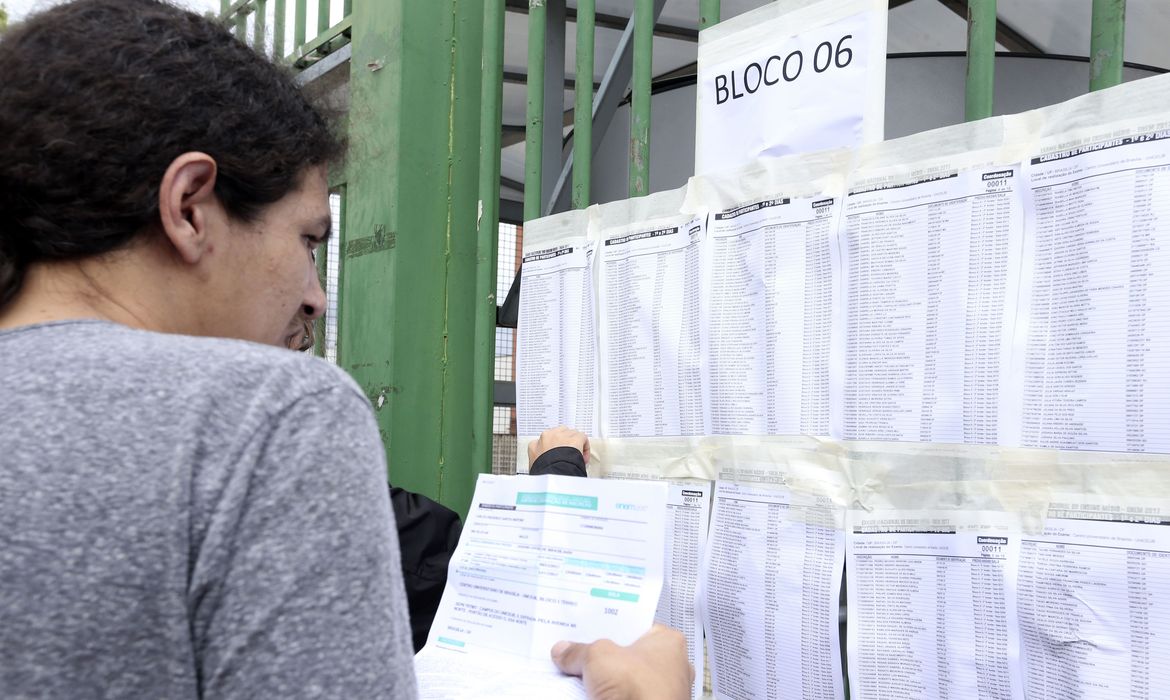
[695,0,888,175]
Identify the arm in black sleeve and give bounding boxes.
[388,485,462,653]
[529,446,587,477]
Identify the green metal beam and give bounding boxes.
[524,0,547,222]
[1090,0,1126,91]
[293,15,352,62]
[572,0,595,209]
[346,0,486,517]
[630,0,652,197]
[274,0,286,59]
[699,0,720,30]
[506,0,697,42]
[318,0,329,35]
[294,0,307,54]
[221,0,253,20]
[965,0,996,121]
[253,0,267,53]
[473,0,506,508]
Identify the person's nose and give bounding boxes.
[302,266,326,321]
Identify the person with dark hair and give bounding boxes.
[0,1,691,698]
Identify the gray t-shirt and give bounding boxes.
[0,320,417,699]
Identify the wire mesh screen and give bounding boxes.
[494,221,522,429]
[491,222,522,475]
[497,222,520,299]
[495,221,520,384]
[491,433,519,475]
[495,327,514,383]
[324,192,342,364]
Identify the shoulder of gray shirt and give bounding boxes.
[1,320,373,445]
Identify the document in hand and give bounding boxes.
[415,473,668,699]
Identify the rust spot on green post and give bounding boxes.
[629,0,652,197]
[1090,0,1126,92]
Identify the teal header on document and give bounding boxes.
[516,492,599,510]
[590,588,640,602]
[565,557,646,575]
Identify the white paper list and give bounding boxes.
[1017,507,1170,699]
[598,219,706,437]
[654,481,712,700]
[706,196,836,437]
[699,481,845,700]
[517,242,597,436]
[1019,129,1170,452]
[838,167,1024,444]
[846,511,1025,700]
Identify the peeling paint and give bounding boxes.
[367,59,384,72]
[1091,49,1113,80]
[345,224,396,259]
[1088,0,1126,91]
[370,384,400,412]
[530,0,545,8]
[630,111,649,196]
[434,0,461,503]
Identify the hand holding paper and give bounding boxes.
[528,425,592,467]
[551,624,694,700]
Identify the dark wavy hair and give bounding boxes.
[0,0,344,307]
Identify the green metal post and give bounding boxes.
[294,0,306,52]
[1090,0,1126,91]
[346,0,486,517]
[253,0,267,53]
[235,10,246,42]
[630,0,653,197]
[318,0,329,35]
[524,0,547,222]
[473,0,506,493]
[274,0,286,59]
[343,0,351,17]
[699,0,720,30]
[220,0,229,16]
[572,0,595,209]
[965,0,996,121]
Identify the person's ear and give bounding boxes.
[157,152,221,265]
